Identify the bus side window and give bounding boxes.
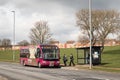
[36,48,41,58]
[35,48,39,58]
[38,48,42,58]
[26,49,30,58]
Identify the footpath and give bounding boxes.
[61,64,120,73]
[0,76,8,80]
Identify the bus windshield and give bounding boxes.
[42,46,59,60]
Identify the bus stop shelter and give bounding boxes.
[76,46,102,65]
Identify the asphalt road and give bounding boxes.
[0,62,120,80]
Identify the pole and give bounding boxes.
[89,0,92,69]
[11,11,15,61]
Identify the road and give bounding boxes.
[0,62,120,80]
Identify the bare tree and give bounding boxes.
[116,35,120,45]
[18,40,29,46]
[0,39,2,46]
[76,9,120,52]
[29,21,52,44]
[78,34,89,45]
[2,38,12,50]
[117,35,120,41]
[48,38,57,44]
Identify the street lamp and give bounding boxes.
[89,0,92,69]
[11,11,15,61]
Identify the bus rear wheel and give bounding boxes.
[38,62,41,68]
[22,61,26,66]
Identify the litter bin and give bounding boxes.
[91,47,101,65]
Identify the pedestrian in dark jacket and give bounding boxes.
[63,54,67,66]
[69,53,75,66]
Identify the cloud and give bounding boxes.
[0,0,9,6]
[92,0,120,10]
[0,8,12,39]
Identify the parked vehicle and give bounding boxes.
[20,44,60,68]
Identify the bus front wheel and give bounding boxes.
[38,62,41,68]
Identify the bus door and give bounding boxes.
[35,48,43,64]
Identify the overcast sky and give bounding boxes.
[0,0,120,44]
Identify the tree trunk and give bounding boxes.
[101,40,105,54]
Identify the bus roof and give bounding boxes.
[20,44,58,50]
[20,46,29,50]
[39,44,58,47]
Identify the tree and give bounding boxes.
[18,40,29,46]
[1,38,12,50]
[116,35,120,45]
[117,35,120,41]
[78,34,89,45]
[29,21,52,44]
[0,39,2,46]
[76,9,120,52]
[48,38,58,44]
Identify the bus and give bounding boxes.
[20,44,60,68]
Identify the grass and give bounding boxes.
[0,45,120,72]
[60,48,85,65]
[60,48,77,64]
[101,46,120,68]
[0,50,19,62]
[92,66,120,73]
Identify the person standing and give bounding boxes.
[69,53,75,66]
[63,54,67,66]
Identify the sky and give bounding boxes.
[0,0,120,44]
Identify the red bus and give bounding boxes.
[20,44,60,68]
